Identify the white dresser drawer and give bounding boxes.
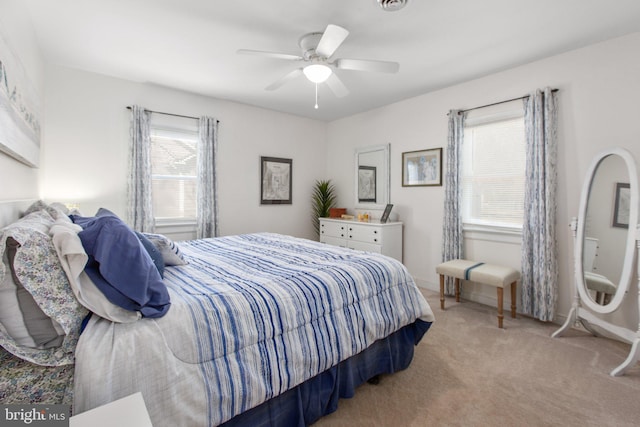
[320,221,347,238]
[320,235,347,248]
[348,240,382,254]
[346,223,383,245]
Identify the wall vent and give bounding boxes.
[377,0,409,12]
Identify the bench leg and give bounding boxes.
[497,287,504,329]
[595,291,603,305]
[439,274,445,310]
[455,278,460,302]
[510,281,516,318]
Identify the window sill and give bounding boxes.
[154,220,197,241]
[463,222,522,244]
[155,219,196,227]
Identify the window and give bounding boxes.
[150,126,198,222]
[462,103,525,231]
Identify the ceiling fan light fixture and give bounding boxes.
[377,0,409,12]
[303,64,332,83]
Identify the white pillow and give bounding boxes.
[143,233,188,266]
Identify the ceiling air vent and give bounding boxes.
[377,0,409,12]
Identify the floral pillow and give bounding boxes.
[3,237,64,349]
[0,210,88,366]
[22,200,69,221]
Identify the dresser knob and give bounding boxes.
[373,230,378,234]
[374,238,378,242]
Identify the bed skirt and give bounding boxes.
[222,319,432,427]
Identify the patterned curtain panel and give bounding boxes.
[127,105,155,232]
[441,110,465,295]
[196,116,219,239]
[520,88,558,321]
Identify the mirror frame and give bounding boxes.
[575,147,639,314]
[354,144,390,210]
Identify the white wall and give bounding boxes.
[0,0,44,200]
[40,64,327,240]
[3,0,640,328]
[327,33,640,327]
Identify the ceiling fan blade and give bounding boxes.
[334,58,400,74]
[326,73,349,98]
[265,68,303,91]
[315,24,349,59]
[237,49,303,61]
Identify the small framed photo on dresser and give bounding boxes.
[380,204,393,223]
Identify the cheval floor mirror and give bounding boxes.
[553,147,640,376]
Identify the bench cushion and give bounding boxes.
[436,259,480,277]
[436,259,520,288]
[584,271,616,294]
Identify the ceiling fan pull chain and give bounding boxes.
[314,83,319,109]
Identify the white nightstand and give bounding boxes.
[70,393,152,427]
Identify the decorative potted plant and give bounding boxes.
[311,179,337,238]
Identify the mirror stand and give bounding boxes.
[552,147,640,376]
[552,222,640,376]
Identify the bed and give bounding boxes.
[0,200,434,426]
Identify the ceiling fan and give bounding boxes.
[237,24,400,105]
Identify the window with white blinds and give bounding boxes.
[150,126,198,222]
[462,103,525,229]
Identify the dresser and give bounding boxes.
[319,218,403,262]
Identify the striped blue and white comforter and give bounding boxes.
[73,233,434,426]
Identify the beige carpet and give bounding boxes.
[315,289,640,427]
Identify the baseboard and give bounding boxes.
[414,276,568,326]
[414,278,437,292]
[415,278,503,308]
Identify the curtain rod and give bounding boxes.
[126,106,198,121]
[453,88,559,115]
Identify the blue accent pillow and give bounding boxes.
[135,231,164,278]
[71,211,170,318]
[93,209,164,277]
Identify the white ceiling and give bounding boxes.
[23,0,640,121]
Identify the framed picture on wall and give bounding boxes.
[358,165,377,202]
[402,148,442,187]
[612,182,630,228]
[261,156,292,205]
[0,33,41,167]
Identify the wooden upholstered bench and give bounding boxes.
[436,259,520,328]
